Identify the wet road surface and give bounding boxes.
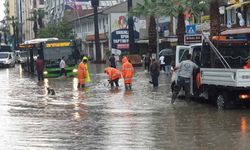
[1,64,250,149]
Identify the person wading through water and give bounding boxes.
[171,53,198,104]
[77,58,87,88]
[122,56,134,90]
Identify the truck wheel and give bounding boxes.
[216,93,229,109]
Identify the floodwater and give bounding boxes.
[1,64,250,150]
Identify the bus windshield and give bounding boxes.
[43,47,78,67]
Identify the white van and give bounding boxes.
[0,52,15,67]
[14,51,28,64]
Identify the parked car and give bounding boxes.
[0,52,15,67]
[126,54,143,67]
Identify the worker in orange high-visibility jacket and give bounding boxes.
[77,59,87,88]
[122,56,134,90]
[104,67,121,88]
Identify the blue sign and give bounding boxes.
[186,25,196,35]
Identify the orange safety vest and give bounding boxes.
[105,67,121,81]
[78,62,87,85]
[122,57,134,84]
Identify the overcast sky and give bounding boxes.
[0,1,4,21]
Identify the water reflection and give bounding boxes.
[241,117,247,142]
[2,64,250,149]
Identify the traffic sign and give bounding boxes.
[186,25,196,35]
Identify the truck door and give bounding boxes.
[190,46,202,96]
[175,46,190,67]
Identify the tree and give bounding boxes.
[0,21,9,45]
[210,0,220,36]
[161,0,209,44]
[38,20,75,39]
[37,9,45,28]
[130,0,158,55]
[27,9,45,38]
[6,16,18,48]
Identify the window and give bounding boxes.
[247,7,250,26]
[227,9,236,26]
[39,0,44,5]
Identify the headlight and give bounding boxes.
[4,60,9,64]
[73,69,78,73]
[43,71,48,75]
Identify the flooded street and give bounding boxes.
[1,64,250,150]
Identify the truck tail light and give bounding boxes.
[239,94,250,100]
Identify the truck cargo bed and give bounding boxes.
[200,68,250,87]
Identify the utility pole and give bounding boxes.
[127,0,135,54]
[91,0,102,62]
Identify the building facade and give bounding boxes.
[22,0,45,41]
[72,0,177,61]
[220,0,250,35]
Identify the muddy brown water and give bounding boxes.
[0,64,250,150]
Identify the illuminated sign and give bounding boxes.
[46,42,71,47]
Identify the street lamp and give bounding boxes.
[91,0,102,62]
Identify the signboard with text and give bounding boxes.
[111,13,140,52]
[184,34,203,45]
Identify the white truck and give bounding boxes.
[172,36,250,109]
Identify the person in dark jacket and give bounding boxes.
[150,58,160,87]
[109,54,116,68]
[144,54,151,72]
[35,56,44,81]
[164,55,172,76]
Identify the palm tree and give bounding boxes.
[130,0,159,55]
[37,9,45,28]
[131,0,209,49]
[0,20,10,45]
[28,9,45,38]
[27,10,38,38]
[210,0,220,36]
[161,0,209,44]
[6,16,18,48]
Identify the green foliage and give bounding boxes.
[38,21,75,39]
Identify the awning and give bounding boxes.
[226,1,250,10]
[221,27,250,35]
[86,33,107,41]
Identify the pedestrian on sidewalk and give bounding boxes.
[150,58,160,87]
[144,54,151,72]
[109,54,116,68]
[77,59,87,88]
[122,56,134,90]
[164,55,172,76]
[105,67,121,88]
[59,56,67,77]
[171,53,198,104]
[159,55,165,73]
[35,56,44,81]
